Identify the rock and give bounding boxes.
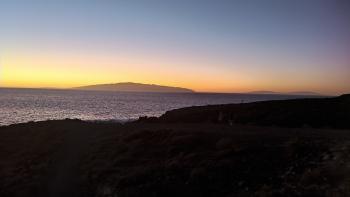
[216,138,233,150]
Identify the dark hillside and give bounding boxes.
[141,94,350,129]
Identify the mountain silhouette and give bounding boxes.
[247,90,321,96]
[74,82,194,93]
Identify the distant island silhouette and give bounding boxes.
[247,90,321,96]
[74,82,195,93]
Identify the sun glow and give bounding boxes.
[1,49,349,95]
[1,51,251,92]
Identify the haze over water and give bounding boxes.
[0,88,318,126]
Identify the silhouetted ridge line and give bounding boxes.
[246,90,322,96]
[139,94,350,129]
[74,82,194,93]
[338,94,350,99]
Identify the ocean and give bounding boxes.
[0,88,318,126]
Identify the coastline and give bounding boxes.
[0,88,329,127]
[0,93,338,128]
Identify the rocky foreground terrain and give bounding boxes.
[1,95,350,197]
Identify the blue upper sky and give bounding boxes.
[1,0,349,94]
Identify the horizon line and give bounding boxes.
[0,86,337,96]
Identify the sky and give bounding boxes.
[0,0,349,95]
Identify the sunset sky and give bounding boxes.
[1,0,349,95]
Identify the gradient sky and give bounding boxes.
[1,0,349,95]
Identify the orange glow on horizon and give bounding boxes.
[1,52,348,95]
[1,52,250,91]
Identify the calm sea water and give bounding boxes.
[0,88,317,126]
